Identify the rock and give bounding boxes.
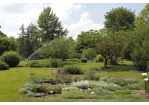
[39,79,59,84]
[33,93,48,97]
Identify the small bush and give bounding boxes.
[73,75,82,82]
[58,66,83,74]
[37,84,62,94]
[1,51,20,67]
[69,52,82,59]
[26,61,42,67]
[0,60,9,70]
[83,71,100,81]
[55,72,72,83]
[49,58,63,67]
[19,82,37,94]
[107,78,128,86]
[28,75,46,84]
[96,54,104,62]
[113,90,132,95]
[61,91,85,99]
[81,58,87,63]
[61,86,82,93]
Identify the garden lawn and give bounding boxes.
[0,59,149,102]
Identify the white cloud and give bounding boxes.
[65,11,104,40]
[0,3,43,27]
[6,31,20,38]
[49,3,82,20]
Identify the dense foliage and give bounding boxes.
[1,51,20,67]
[0,60,9,70]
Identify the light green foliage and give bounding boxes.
[82,48,96,60]
[106,78,128,86]
[104,6,135,32]
[28,75,46,84]
[58,65,83,74]
[26,61,42,67]
[130,24,149,71]
[61,91,85,99]
[134,3,149,27]
[19,82,37,94]
[95,28,126,68]
[61,86,82,93]
[38,37,75,61]
[0,60,9,70]
[8,36,18,52]
[73,75,82,82]
[76,30,101,53]
[0,36,10,55]
[49,58,63,67]
[1,51,20,67]
[96,54,104,62]
[37,6,68,42]
[81,58,87,63]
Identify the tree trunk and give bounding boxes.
[104,58,107,68]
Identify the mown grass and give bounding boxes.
[0,59,149,102]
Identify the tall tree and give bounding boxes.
[37,6,68,42]
[9,36,18,51]
[95,28,126,68]
[134,3,149,27]
[104,6,135,32]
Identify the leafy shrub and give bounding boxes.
[58,66,83,74]
[113,90,132,95]
[19,82,37,94]
[70,80,122,90]
[81,58,87,63]
[26,61,42,67]
[70,80,89,89]
[73,75,82,82]
[49,58,63,67]
[96,54,104,62]
[0,60,9,70]
[39,61,50,67]
[61,86,82,93]
[61,91,85,99]
[107,78,128,86]
[55,72,72,83]
[123,83,144,90]
[69,52,82,59]
[28,75,46,84]
[83,71,100,81]
[82,48,96,60]
[37,84,62,94]
[1,51,20,67]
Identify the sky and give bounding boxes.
[0,1,148,40]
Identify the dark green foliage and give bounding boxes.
[0,60,9,70]
[107,78,127,86]
[9,36,18,51]
[37,6,68,42]
[69,52,82,59]
[104,6,135,32]
[81,58,87,63]
[26,61,42,67]
[82,48,96,60]
[1,51,20,67]
[49,58,63,67]
[58,66,83,74]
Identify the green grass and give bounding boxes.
[0,59,149,102]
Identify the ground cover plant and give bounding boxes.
[0,59,149,102]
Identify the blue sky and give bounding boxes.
[0,1,148,40]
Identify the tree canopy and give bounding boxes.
[104,6,135,32]
[37,6,68,42]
